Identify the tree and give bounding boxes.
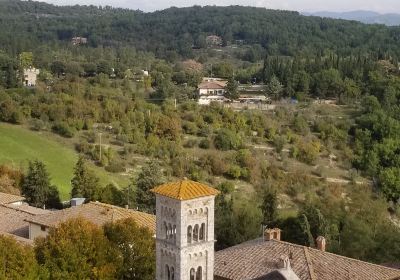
[224,77,239,101]
[0,235,41,279]
[71,156,100,202]
[104,218,155,280]
[214,128,243,151]
[134,162,164,213]
[299,214,315,247]
[215,194,235,250]
[260,189,278,227]
[35,218,119,280]
[19,52,33,68]
[21,160,61,209]
[379,167,400,203]
[50,61,66,78]
[100,184,125,206]
[267,75,284,100]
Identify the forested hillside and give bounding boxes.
[1,0,400,267]
[1,0,400,58]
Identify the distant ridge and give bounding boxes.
[303,10,400,26]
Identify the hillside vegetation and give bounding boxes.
[0,0,399,264]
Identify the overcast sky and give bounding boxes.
[42,0,400,13]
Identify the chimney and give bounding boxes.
[264,228,281,241]
[316,236,326,252]
[277,256,291,269]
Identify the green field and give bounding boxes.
[0,123,129,200]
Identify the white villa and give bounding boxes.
[23,67,39,87]
[197,77,228,105]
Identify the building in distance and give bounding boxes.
[206,35,223,47]
[23,67,39,87]
[72,36,88,46]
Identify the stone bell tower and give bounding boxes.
[151,180,220,280]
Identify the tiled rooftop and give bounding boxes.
[0,192,25,205]
[26,202,156,233]
[151,179,219,201]
[0,204,49,239]
[198,80,227,89]
[215,239,400,280]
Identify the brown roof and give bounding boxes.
[0,204,49,239]
[0,192,25,205]
[25,202,156,233]
[215,239,400,280]
[198,80,227,90]
[151,179,220,201]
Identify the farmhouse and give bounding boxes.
[198,77,228,105]
[206,35,223,47]
[23,67,39,87]
[72,36,88,45]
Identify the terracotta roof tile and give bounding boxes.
[215,239,400,280]
[0,192,25,205]
[0,204,49,239]
[150,180,219,200]
[25,202,156,233]
[198,80,227,89]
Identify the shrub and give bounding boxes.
[182,121,198,135]
[105,162,126,173]
[226,165,242,179]
[273,135,287,153]
[214,129,243,151]
[217,181,235,194]
[52,122,75,138]
[199,138,211,149]
[199,153,228,176]
[183,139,198,148]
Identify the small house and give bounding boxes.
[23,67,40,87]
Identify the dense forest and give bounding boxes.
[1,0,400,273]
[1,0,400,58]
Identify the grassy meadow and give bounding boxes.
[0,123,129,199]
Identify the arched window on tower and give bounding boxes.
[187,226,192,244]
[196,266,202,280]
[168,224,173,240]
[164,222,168,239]
[193,224,199,242]
[171,266,175,280]
[190,268,196,280]
[165,265,170,280]
[199,223,205,241]
[173,225,176,242]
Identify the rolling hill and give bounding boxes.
[0,123,129,200]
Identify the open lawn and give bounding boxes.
[0,123,129,200]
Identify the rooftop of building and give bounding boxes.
[0,204,49,239]
[151,179,220,201]
[198,80,227,89]
[215,238,400,280]
[25,201,156,233]
[0,191,25,205]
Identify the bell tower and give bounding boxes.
[151,180,219,280]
